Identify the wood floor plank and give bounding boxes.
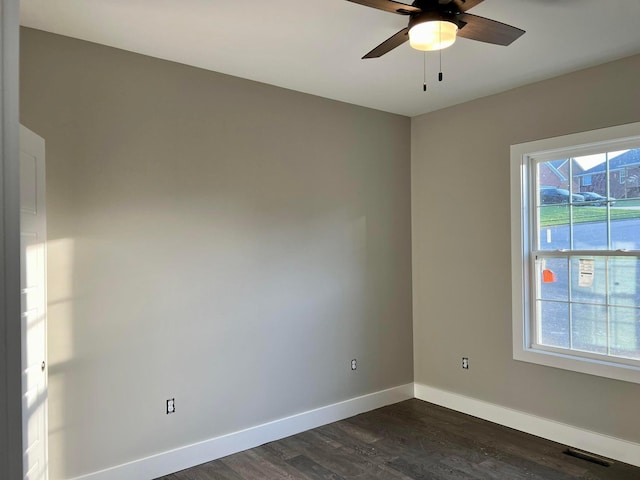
[283,438,368,477]
[223,449,307,480]
[164,462,238,480]
[261,439,305,462]
[175,460,245,480]
[326,420,384,444]
[155,399,640,480]
[286,455,346,480]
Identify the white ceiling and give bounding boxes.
[20,0,640,117]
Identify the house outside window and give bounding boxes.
[511,123,640,384]
[576,149,640,198]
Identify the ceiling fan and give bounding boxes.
[347,0,525,58]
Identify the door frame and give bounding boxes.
[1,0,23,479]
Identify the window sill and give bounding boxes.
[513,344,640,384]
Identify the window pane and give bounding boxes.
[609,257,640,307]
[608,149,640,251]
[570,257,606,305]
[538,300,569,348]
[538,205,570,250]
[609,149,640,203]
[537,160,571,204]
[571,303,607,355]
[572,208,608,250]
[610,199,640,251]
[574,153,607,196]
[609,307,640,360]
[536,257,568,302]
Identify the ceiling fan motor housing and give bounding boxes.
[407,11,463,51]
[407,11,465,31]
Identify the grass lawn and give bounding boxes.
[540,205,640,227]
[618,199,640,207]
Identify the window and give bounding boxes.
[511,123,640,383]
[582,175,592,186]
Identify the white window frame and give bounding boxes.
[511,122,640,384]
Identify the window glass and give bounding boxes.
[538,301,569,349]
[569,257,606,304]
[537,205,570,251]
[609,307,640,360]
[536,257,568,302]
[608,257,640,307]
[573,209,608,250]
[571,303,607,355]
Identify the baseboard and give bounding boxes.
[69,383,414,480]
[414,383,640,468]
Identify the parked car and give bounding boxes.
[578,191,616,206]
[540,187,584,205]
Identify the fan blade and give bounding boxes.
[447,0,484,12]
[456,13,525,46]
[362,27,410,58]
[345,0,420,15]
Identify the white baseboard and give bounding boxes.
[414,383,640,468]
[66,381,640,479]
[70,383,414,480]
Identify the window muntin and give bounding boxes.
[511,123,640,383]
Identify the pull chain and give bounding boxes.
[438,22,443,82]
[423,52,427,92]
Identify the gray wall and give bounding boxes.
[20,28,413,480]
[412,54,640,442]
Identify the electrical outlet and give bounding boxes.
[462,357,469,370]
[167,398,175,414]
[351,359,357,371]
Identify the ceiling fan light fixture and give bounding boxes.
[409,20,457,51]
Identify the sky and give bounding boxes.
[574,150,629,170]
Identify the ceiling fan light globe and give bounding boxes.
[409,20,457,51]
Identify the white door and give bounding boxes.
[20,125,48,480]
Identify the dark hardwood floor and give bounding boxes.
[156,399,640,480]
